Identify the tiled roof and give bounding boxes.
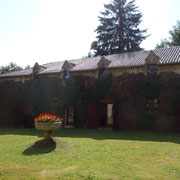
[0,68,33,77]
[1,46,180,77]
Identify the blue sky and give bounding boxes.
[0,0,180,67]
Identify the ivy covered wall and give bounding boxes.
[0,72,180,132]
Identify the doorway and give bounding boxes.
[65,107,75,126]
[98,103,113,128]
[16,101,34,128]
[87,97,113,129]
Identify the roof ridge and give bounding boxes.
[0,67,32,75]
[42,46,180,66]
[154,45,180,51]
[1,46,180,77]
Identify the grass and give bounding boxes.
[0,128,180,180]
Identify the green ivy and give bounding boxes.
[1,72,180,132]
[140,78,162,99]
[63,74,112,127]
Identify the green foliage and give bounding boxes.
[83,52,94,58]
[75,100,88,127]
[25,65,31,69]
[156,21,180,49]
[0,80,23,126]
[169,78,180,131]
[140,79,162,99]
[93,73,112,102]
[170,21,180,46]
[65,74,112,102]
[1,72,180,131]
[6,78,65,121]
[91,0,148,56]
[171,77,180,106]
[64,74,112,127]
[139,110,156,131]
[136,79,161,131]
[27,79,64,117]
[64,76,89,127]
[64,77,82,106]
[155,39,170,49]
[0,74,113,128]
[0,62,23,74]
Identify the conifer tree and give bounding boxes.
[91,0,148,56]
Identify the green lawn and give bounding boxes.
[0,128,180,180]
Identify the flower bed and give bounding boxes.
[35,113,63,123]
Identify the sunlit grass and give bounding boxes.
[0,128,180,179]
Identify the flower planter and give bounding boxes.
[35,121,62,140]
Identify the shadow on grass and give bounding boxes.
[1,127,180,145]
[53,128,180,145]
[23,138,56,155]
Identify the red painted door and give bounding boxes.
[87,103,99,128]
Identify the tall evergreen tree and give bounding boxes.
[91,0,148,56]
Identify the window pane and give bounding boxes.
[64,71,70,79]
[148,65,158,73]
[99,68,106,78]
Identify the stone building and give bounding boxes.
[1,46,180,82]
[1,46,180,131]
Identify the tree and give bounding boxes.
[25,65,31,69]
[156,21,180,49]
[83,52,94,58]
[91,0,148,56]
[0,62,23,74]
[155,39,170,49]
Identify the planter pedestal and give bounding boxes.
[35,122,62,140]
[44,130,52,140]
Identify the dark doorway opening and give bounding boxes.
[16,101,34,128]
[65,107,75,127]
[87,97,113,129]
[98,103,113,128]
[99,103,107,127]
[23,114,34,128]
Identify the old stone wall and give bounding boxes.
[0,76,31,83]
[71,71,99,78]
[111,73,146,130]
[0,72,180,132]
[0,81,21,126]
[111,72,180,132]
[159,64,180,74]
